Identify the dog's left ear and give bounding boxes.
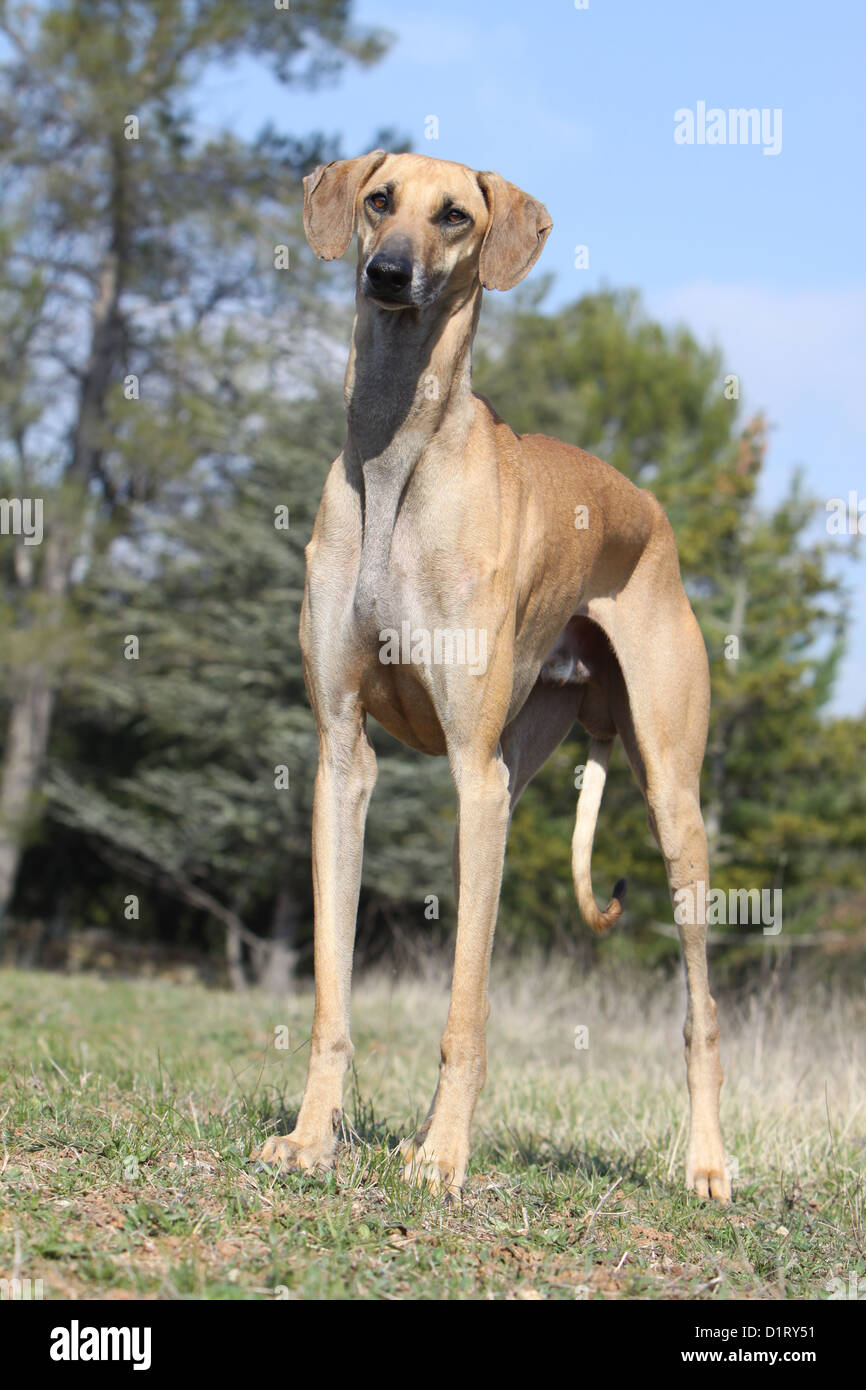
[476,171,553,291]
[303,149,388,260]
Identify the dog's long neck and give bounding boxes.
[344,287,482,507]
[343,286,484,579]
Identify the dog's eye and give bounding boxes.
[444,207,469,225]
[367,192,389,213]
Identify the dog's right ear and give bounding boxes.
[303,149,388,260]
[476,170,552,291]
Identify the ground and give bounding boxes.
[0,960,863,1300]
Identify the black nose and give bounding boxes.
[365,252,413,295]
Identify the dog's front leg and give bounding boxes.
[258,711,377,1173]
[404,750,510,1196]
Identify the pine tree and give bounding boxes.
[48,385,455,988]
[474,291,860,962]
[0,0,390,932]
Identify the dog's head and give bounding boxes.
[302,150,552,309]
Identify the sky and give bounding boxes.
[192,0,865,714]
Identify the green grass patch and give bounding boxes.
[0,963,863,1299]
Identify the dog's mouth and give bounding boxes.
[362,283,416,309]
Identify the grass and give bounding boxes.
[0,958,863,1300]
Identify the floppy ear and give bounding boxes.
[303,149,388,260]
[476,171,553,291]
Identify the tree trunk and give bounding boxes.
[257,885,299,995]
[225,912,247,993]
[0,151,127,935]
[0,675,56,927]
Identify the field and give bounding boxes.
[0,960,863,1300]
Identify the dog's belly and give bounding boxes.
[347,562,444,752]
[350,572,595,754]
[360,661,447,755]
[355,609,579,756]
[343,535,598,756]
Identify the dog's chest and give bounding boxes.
[351,475,445,633]
[351,526,484,655]
[317,447,493,680]
[352,537,427,638]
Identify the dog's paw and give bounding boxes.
[253,1133,334,1175]
[686,1147,731,1203]
[400,1139,464,1199]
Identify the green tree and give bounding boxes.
[0,0,390,932]
[475,290,861,964]
[48,382,455,989]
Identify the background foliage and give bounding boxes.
[0,0,863,990]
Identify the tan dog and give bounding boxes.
[258,151,730,1203]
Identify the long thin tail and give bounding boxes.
[572,737,627,934]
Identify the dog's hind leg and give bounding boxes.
[593,587,730,1203]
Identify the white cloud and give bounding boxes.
[646,282,866,439]
[647,280,866,717]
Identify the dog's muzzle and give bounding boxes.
[362,251,416,306]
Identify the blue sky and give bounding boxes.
[194,0,865,714]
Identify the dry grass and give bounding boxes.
[0,959,863,1299]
